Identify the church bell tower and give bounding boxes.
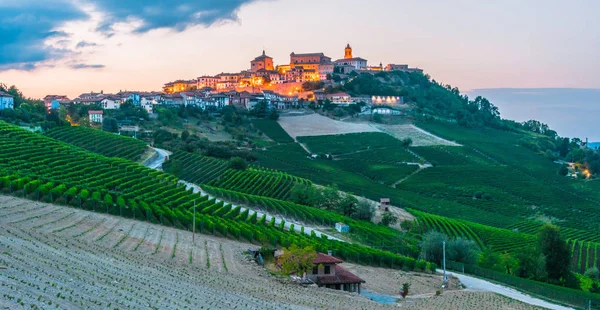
[344,43,353,59]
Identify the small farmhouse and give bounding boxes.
[0,91,14,110]
[308,253,365,293]
[380,198,390,211]
[88,110,103,123]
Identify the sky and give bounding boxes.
[1,0,599,100]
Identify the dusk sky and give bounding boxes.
[1,0,599,99]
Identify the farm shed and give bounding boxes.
[380,198,390,211]
[335,222,350,233]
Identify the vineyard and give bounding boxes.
[415,121,600,232]
[203,185,420,256]
[208,168,312,200]
[411,210,537,254]
[45,126,149,161]
[297,132,406,155]
[166,151,229,184]
[252,119,294,143]
[0,121,428,271]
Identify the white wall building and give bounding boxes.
[0,91,15,110]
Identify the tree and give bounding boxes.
[268,109,280,120]
[102,117,118,133]
[515,246,547,281]
[401,138,413,148]
[289,184,316,206]
[557,164,569,176]
[279,245,317,276]
[181,130,190,141]
[447,237,479,265]
[338,195,358,217]
[381,212,398,226]
[538,224,571,282]
[400,282,410,300]
[420,231,448,265]
[250,100,269,118]
[353,200,375,221]
[229,157,248,170]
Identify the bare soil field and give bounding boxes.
[0,195,544,309]
[374,124,460,146]
[278,114,380,139]
[406,291,542,309]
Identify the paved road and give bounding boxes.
[145,147,170,170]
[441,270,573,310]
[141,148,344,242]
[180,181,345,242]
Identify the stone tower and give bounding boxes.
[344,43,353,59]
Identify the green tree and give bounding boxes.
[401,137,413,148]
[515,246,547,281]
[400,282,410,300]
[181,130,190,141]
[557,164,569,176]
[372,113,383,123]
[381,212,398,226]
[102,117,119,133]
[279,245,317,276]
[538,224,571,282]
[338,195,358,217]
[353,200,375,221]
[419,231,448,265]
[447,237,479,265]
[268,109,280,120]
[229,157,248,170]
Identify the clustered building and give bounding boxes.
[35,44,420,116]
[162,44,422,97]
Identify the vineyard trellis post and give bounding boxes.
[193,199,196,246]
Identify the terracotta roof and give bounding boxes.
[317,265,365,285]
[326,92,350,98]
[88,110,103,114]
[335,57,367,62]
[313,253,343,264]
[291,52,325,57]
[0,91,14,98]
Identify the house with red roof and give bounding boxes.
[308,252,365,293]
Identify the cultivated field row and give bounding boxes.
[0,196,399,309]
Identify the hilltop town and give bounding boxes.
[19,45,421,124]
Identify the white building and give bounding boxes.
[101,96,120,109]
[0,91,15,110]
[88,110,103,123]
[334,44,368,71]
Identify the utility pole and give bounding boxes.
[192,200,196,246]
[443,240,448,284]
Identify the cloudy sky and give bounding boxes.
[1,0,599,99]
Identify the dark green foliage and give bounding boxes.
[381,212,398,227]
[229,157,248,170]
[538,224,572,282]
[102,117,119,133]
[45,126,148,161]
[252,119,293,143]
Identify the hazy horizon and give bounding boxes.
[467,88,600,141]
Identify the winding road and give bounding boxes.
[143,147,344,242]
[441,270,573,310]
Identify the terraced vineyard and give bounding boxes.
[252,119,294,143]
[411,210,484,248]
[166,151,229,184]
[411,145,497,166]
[204,185,420,256]
[45,126,148,161]
[569,239,600,274]
[208,168,311,200]
[298,132,405,155]
[0,121,423,270]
